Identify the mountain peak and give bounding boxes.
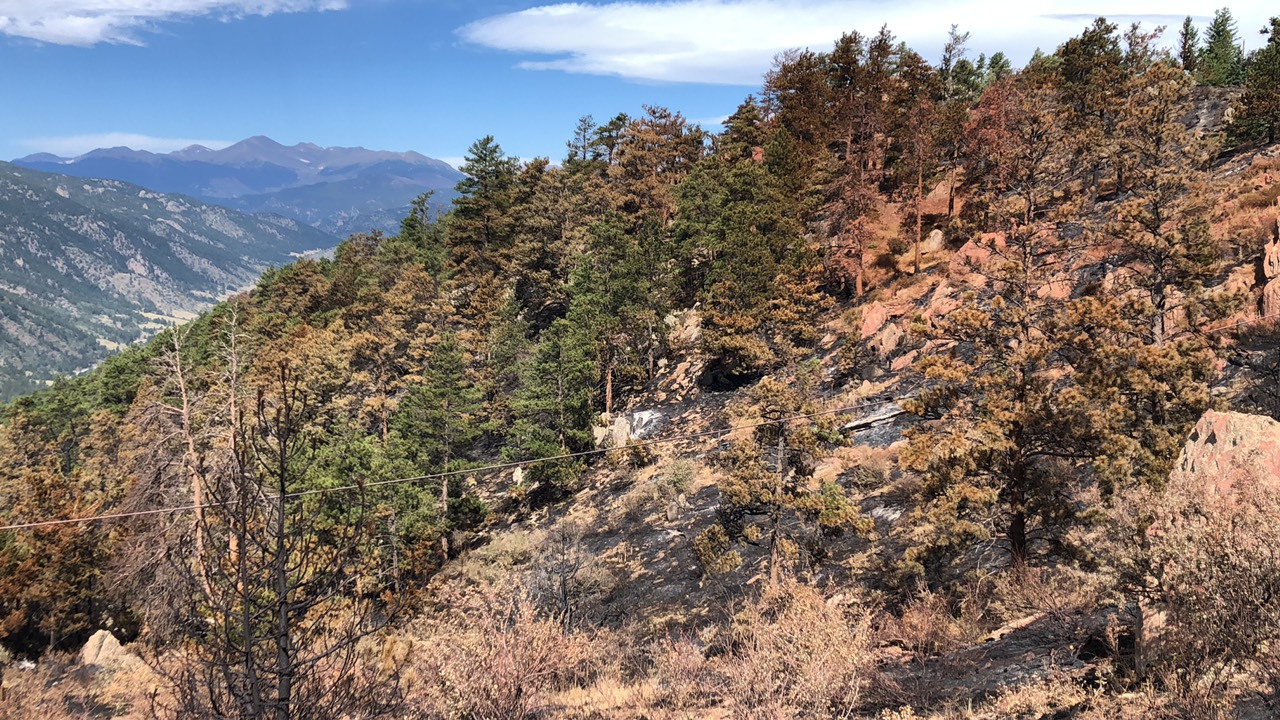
[245,135,281,145]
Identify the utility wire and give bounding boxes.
[5,306,1277,533]
[9,309,1274,533]
[1191,311,1280,338]
[0,397,902,532]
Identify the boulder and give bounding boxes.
[666,309,701,348]
[610,414,631,448]
[80,630,125,668]
[923,283,961,321]
[629,410,665,440]
[949,234,1002,284]
[1265,223,1280,280]
[592,418,610,447]
[922,228,946,254]
[605,410,668,447]
[1264,277,1280,317]
[859,301,888,339]
[891,349,919,372]
[869,323,902,356]
[1172,410,1280,498]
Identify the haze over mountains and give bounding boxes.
[14,136,464,235]
[0,161,335,399]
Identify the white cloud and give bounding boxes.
[0,0,346,45]
[19,133,234,156]
[693,114,730,127]
[459,0,1276,85]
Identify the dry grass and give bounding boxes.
[1238,183,1280,210]
[717,580,881,719]
[406,581,624,720]
[1103,462,1280,717]
[0,652,157,720]
[988,566,1103,628]
[881,584,985,661]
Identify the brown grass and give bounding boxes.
[406,582,623,720]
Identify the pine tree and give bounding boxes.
[889,49,942,273]
[677,108,829,384]
[576,219,661,413]
[762,48,832,164]
[1110,58,1223,344]
[697,367,865,582]
[1234,17,1280,144]
[565,115,607,176]
[822,29,894,295]
[986,52,1013,84]
[1178,16,1200,73]
[391,332,484,557]
[903,77,1083,571]
[155,361,402,719]
[0,411,110,655]
[393,332,482,473]
[938,25,971,102]
[1056,18,1124,200]
[609,105,706,228]
[506,317,599,499]
[509,157,609,329]
[1197,8,1245,86]
[446,136,521,334]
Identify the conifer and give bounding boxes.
[1197,8,1245,86]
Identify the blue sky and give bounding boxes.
[0,1,1273,166]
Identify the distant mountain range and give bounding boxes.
[0,161,336,400]
[14,136,464,235]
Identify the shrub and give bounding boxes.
[882,584,983,661]
[717,580,880,719]
[1108,467,1280,714]
[647,636,713,711]
[408,582,618,720]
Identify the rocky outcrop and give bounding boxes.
[1264,279,1280,317]
[80,630,127,668]
[860,301,888,339]
[1260,220,1280,317]
[602,409,669,448]
[922,228,946,254]
[1263,225,1280,281]
[1172,410,1280,498]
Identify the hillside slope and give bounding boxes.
[0,161,335,398]
[4,19,1280,717]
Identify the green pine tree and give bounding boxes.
[1234,17,1280,144]
[1197,8,1245,85]
[506,317,599,499]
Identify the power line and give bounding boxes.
[0,499,247,533]
[0,397,902,532]
[1196,311,1280,337]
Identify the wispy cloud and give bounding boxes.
[18,133,234,157]
[459,0,1274,85]
[0,0,346,46]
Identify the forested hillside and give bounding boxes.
[3,12,1280,720]
[0,162,335,400]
